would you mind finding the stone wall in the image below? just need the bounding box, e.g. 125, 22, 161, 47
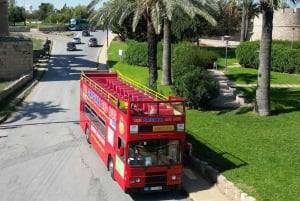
0, 74, 32, 103
9, 26, 30, 32
0, 37, 33, 80
252, 8, 300, 41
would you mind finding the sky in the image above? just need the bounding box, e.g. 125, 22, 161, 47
16, 0, 106, 10
17, 0, 299, 11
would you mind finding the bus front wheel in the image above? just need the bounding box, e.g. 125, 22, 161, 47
85, 125, 91, 144
108, 156, 115, 180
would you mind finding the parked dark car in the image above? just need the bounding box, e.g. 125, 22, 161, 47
66, 42, 76, 51
88, 37, 98, 47
82, 30, 90, 36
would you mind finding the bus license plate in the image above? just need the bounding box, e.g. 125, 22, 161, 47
150, 186, 162, 191
144, 186, 162, 191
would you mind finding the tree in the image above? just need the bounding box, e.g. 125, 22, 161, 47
159, 0, 218, 86
88, 0, 162, 90
73, 5, 89, 19
8, 6, 26, 26
239, 0, 259, 42
37, 3, 54, 21
255, 0, 297, 116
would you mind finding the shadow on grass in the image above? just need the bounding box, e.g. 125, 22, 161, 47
271, 88, 300, 115
186, 131, 248, 173
226, 73, 257, 84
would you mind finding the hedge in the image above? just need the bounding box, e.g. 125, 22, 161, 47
236, 41, 300, 73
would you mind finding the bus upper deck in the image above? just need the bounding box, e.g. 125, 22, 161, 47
81, 71, 185, 117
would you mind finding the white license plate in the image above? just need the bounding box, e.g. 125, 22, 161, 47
150, 186, 162, 191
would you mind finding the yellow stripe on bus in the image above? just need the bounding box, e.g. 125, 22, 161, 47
91, 134, 105, 153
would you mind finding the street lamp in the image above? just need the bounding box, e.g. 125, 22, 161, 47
223, 35, 231, 70
291, 27, 295, 49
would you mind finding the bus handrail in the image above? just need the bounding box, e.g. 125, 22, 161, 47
81, 72, 119, 106
116, 71, 168, 101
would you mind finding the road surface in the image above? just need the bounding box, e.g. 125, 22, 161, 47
0, 30, 188, 201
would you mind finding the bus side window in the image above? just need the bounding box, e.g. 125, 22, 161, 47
118, 137, 125, 161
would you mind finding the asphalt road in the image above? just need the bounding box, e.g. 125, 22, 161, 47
0, 30, 190, 201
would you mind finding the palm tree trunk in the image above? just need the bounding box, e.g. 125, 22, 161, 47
147, 18, 158, 91
245, 16, 250, 40
254, 7, 272, 116
161, 17, 172, 86
0, 0, 9, 36
240, 4, 247, 42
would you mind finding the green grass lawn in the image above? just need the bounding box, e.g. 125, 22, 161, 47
0, 81, 14, 90
108, 40, 300, 201
226, 67, 300, 85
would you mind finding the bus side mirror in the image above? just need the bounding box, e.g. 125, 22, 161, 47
119, 147, 124, 156
184, 142, 192, 157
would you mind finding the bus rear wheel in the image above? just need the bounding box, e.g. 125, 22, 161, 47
85, 125, 91, 144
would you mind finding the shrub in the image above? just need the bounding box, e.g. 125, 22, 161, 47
235, 41, 260, 68
172, 65, 219, 109
125, 40, 163, 69
236, 40, 300, 73
172, 43, 218, 69
272, 44, 300, 73
125, 40, 148, 67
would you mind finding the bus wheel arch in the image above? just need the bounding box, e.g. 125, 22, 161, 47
107, 155, 115, 180
85, 124, 91, 144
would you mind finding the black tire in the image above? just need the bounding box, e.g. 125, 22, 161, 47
108, 157, 115, 180
85, 125, 91, 144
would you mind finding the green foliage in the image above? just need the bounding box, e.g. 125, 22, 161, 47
236, 41, 300, 73
173, 66, 219, 109
271, 44, 300, 73
37, 3, 54, 21
124, 40, 163, 69
125, 40, 148, 67
235, 41, 260, 68
172, 43, 219, 69
171, 44, 219, 109
8, 6, 25, 25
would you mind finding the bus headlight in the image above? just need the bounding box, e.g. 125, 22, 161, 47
171, 175, 182, 181
130, 178, 141, 184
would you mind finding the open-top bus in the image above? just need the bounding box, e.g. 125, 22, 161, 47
79, 71, 190, 193
68, 18, 89, 31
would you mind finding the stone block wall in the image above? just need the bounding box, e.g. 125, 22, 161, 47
252, 8, 300, 41
0, 37, 33, 81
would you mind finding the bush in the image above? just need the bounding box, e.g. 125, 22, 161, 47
172, 65, 219, 109
172, 43, 219, 69
236, 40, 300, 73
272, 44, 300, 73
125, 40, 163, 69
125, 40, 148, 67
235, 41, 260, 68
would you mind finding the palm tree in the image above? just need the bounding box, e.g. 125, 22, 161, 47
160, 0, 218, 86
255, 0, 297, 116
239, 0, 259, 42
88, 0, 162, 90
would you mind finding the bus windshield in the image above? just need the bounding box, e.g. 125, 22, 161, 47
127, 139, 182, 167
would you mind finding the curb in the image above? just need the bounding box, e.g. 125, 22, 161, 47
189, 156, 256, 201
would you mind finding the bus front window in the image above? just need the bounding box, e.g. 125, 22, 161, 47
127, 139, 182, 167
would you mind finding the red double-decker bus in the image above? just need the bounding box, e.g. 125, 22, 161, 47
79, 71, 189, 193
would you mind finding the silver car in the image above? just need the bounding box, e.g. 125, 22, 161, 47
72, 37, 81, 44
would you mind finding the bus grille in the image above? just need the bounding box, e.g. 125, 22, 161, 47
145, 171, 167, 185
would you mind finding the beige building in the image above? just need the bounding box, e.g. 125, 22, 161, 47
251, 8, 300, 41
